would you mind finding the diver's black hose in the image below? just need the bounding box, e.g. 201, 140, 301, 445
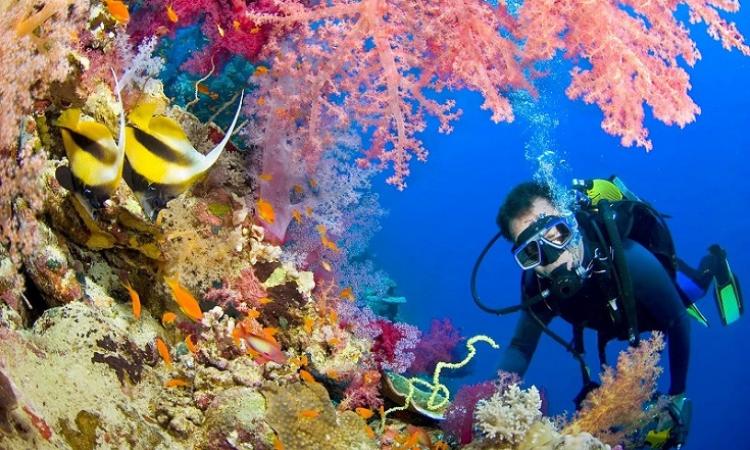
599, 200, 640, 346
471, 230, 528, 315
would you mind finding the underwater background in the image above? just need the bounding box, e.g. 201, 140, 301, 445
1, 0, 749, 449
371, 10, 750, 449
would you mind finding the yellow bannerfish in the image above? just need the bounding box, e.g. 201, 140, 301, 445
55, 86, 126, 220
123, 91, 245, 221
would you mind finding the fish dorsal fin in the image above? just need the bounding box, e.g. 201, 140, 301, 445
56, 108, 82, 130
199, 90, 245, 172
128, 99, 160, 131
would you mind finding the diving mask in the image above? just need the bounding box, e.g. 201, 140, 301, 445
512, 215, 576, 270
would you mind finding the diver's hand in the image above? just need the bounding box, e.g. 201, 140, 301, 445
641, 393, 692, 449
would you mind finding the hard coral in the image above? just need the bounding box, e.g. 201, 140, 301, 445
474, 384, 542, 446
261, 381, 377, 450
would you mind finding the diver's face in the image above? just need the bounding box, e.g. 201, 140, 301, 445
509, 198, 582, 277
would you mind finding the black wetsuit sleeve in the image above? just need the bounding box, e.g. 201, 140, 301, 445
497, 305, 553, 377
626, 240, 691, 395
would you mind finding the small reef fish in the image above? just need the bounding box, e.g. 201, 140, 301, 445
254, 66, 269, 75
244, 332, 287, 364
256, 198, 275, 224
166, 4, 179, 23
432, 441, 449, 450
320, 260, 332, 272
316, 225, 341, 253
123, 90, 244, 221
291, 209, 302, 224
233, 20, 241, 30
233, 320, 287, 364
247, 309, 261, 319
216, 23, 225, 37
355, 407, 374, 420
165, 378, 190, 388
340, 287, 354, 301
155, 337, 172, 367
185, 335, 198, 353
106, 0, 130, 24
259, 172, 273, 182
299, 369, 316, 384
162, 311, 177, 325
273, 435, 284, 450
298, 409, 319, 419
165, 277, 203, 321
123, 281, 141, 319
55, 106, 125, 220
258, 297, 273, 305
402, 426, 431, 449
363, 424, 375, 439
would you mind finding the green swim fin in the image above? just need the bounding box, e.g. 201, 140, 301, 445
711, 245, 743, 326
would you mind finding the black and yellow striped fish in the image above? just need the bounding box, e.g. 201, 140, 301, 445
55, 107, 125, 220
123, 91, 245, 221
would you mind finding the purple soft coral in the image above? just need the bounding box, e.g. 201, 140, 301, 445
407, 318, 463, 375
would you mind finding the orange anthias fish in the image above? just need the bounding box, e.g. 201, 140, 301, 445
106, 0, 130, 24
363, 424, 376, 439
401, 426, 431, 449
299, 369, 316, 384
273, 435, 284, 450
259, 172, 273, 182
233, 320, 287, 364
298, 409, 319, 419
166, 4, 179, 23
162, 311, 177, 325
355, 407, 374, 420
254, 66, 269, 75
165, 277, 203, 321
185, 335, 198, 353
340, 287, 355, 301
316, 225, 341, 253
123, 281, 141, 320
432, 441, 449, 450
155, 337, 172, 367
165, 378, 190, 388
291, 209, 302, 224
256, 198, 275, 224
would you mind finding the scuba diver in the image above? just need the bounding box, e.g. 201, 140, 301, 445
471, 177, 743, 450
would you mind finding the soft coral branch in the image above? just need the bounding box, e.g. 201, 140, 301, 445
519, 0, 750, 150
245, 0, 527, 189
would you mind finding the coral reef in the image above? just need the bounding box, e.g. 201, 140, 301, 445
0, 1, 719, 449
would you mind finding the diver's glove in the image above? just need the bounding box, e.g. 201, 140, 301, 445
640, 393, 692, 449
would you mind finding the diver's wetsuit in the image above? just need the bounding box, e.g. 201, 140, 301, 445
499, 238, 691, 395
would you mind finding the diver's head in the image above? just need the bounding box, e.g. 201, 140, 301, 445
497, 182, 583, 278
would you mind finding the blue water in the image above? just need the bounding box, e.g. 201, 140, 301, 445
370, 15, 750, 449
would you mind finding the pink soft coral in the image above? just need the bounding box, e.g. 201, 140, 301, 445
518, 0, 750, 149
245, 0, 528, 190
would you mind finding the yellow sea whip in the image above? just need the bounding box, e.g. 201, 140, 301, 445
379, 335, 500, 430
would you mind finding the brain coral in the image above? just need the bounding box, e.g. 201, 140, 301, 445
261, 381, 377, 450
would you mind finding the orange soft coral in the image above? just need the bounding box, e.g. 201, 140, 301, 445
564, 332, 665, 446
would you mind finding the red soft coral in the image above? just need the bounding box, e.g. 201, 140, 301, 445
129, 0, 275, 74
